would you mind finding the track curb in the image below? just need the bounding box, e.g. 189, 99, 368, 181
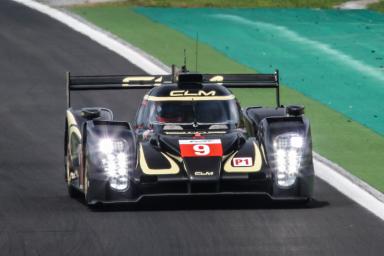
313, 152, 384, 203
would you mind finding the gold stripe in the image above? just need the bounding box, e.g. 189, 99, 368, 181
66, 110, 77, 127
122, 76, 155, 85
139, 144, 180, 175
67, 110, 82, 139
69, 127, 82, 140
209, 75, 224, 82
122, 83, 160, 88
147, 95, 235, 101
165, 152, 183, 162
122, 76, 164, 87
224, 142, 262, 173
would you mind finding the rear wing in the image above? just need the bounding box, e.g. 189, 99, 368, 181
202, 72, 280, 106
66, 73, 173, 108
66, 69, 280, 108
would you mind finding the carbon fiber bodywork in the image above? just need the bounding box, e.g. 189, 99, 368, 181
64, 72, 314, 205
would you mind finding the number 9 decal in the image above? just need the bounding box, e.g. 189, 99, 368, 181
179, 139, 223, 157
193, 144, 210, 156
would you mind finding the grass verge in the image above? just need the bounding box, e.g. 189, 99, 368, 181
369, 0, 384, 12
72, 6, 384, 192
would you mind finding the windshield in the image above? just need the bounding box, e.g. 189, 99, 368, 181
147, 100, 240, 125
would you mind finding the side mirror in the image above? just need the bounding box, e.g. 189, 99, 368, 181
286, 105, 304, 116
81, 108, 101, 120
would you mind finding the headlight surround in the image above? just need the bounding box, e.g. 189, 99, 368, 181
98, 138, 130, 191
273, 133, 304, 187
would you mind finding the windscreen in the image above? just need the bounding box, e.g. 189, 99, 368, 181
147, 100, 240, 125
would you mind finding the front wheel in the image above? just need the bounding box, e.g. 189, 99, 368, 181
83, 155, 99, 207
68, 183, 81, 198
65, 151, 82, 198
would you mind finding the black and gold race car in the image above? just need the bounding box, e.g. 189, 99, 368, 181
64, 68, 314, 205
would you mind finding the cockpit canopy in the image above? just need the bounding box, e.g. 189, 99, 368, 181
136, 99, 241, 128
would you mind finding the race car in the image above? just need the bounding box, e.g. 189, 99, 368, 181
64, 67, 314, 205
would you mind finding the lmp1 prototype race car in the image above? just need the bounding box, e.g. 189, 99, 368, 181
64, 67, 314, 205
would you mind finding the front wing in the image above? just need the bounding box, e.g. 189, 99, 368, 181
85, 172, 313, 205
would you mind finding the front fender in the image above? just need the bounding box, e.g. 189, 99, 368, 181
83, 120, 136, 202
258, 116, 314, 197
223, 138, 267, 174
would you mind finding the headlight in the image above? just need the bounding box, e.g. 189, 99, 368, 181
273, 133, 304, 187
98, 138, 130, 191
99, 138, 126, 154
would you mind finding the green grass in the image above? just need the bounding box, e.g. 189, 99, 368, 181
369, 0, 384, 12
81, 0, 346, 8
72, 6, 384, 192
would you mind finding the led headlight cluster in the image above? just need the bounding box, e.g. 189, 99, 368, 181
98, 138, 130, 191
273, 133, 304, 187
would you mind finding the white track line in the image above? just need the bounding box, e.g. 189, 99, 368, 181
315, 157, 384, 220
12, 0, 384, 221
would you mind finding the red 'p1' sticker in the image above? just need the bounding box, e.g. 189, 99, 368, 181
232, 157, 253, 167
179, 139, 223, 157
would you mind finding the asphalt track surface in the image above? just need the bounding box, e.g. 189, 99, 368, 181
0, 1, 383, 255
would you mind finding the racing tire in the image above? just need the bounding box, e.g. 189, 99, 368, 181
65, 148, 82, 198
67, 183, 81, 198
83, 148, 98, 207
